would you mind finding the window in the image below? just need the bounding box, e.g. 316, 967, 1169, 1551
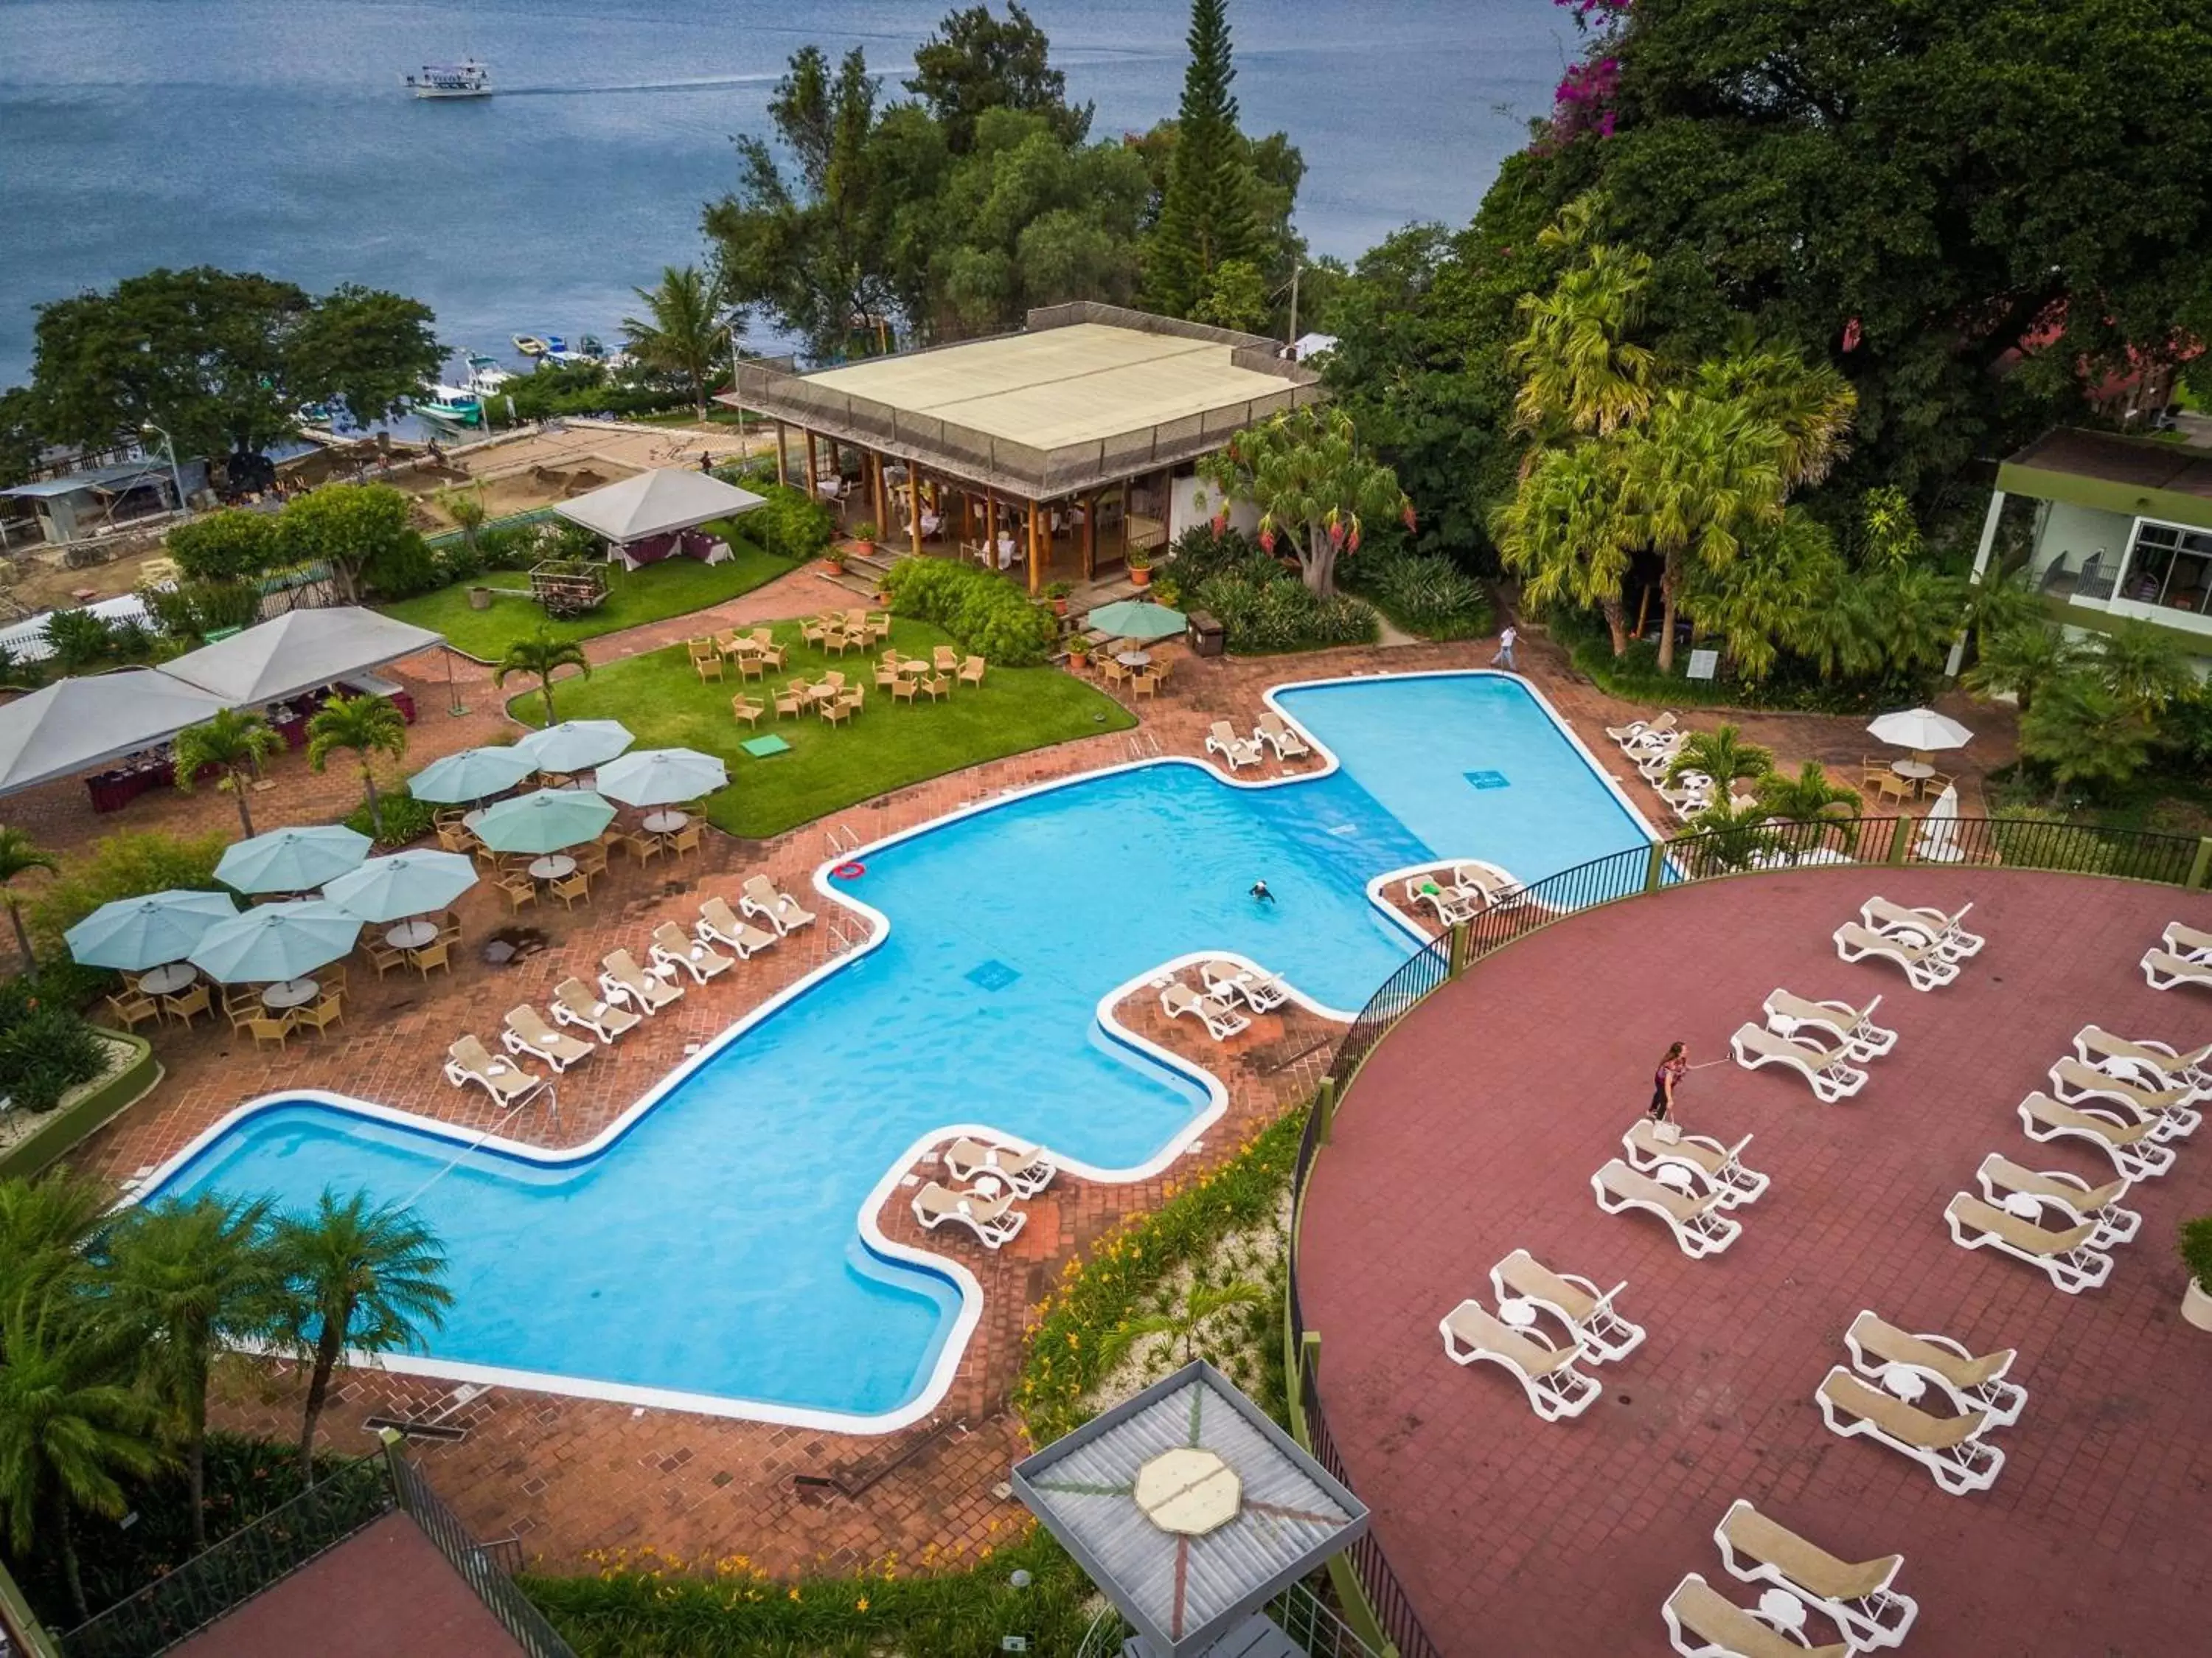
2125, 519, 2212, 613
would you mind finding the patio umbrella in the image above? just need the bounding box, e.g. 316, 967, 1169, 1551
1085, 599, 1188, 642
407, 745, 538, 803
594, 747, 728, 808
214, 825, 375, 895
322, 849, 479, 924
187, 900, 363, 985
1916, 783, 1966, 864
472, 788, 617, 855
63, 889, 240, 971
1865, 707, 1974, 753
512, 720, 634, 775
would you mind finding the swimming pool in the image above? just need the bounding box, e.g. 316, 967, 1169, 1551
143, 672, 1653, 1429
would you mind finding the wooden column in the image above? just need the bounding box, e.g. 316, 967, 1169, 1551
870, 451, 888, 541
804, 429, 820, 490
984, 486, 997, 571
1026, 499, 1043, 595
1082, 490, 1097, 580
773, 421, 788, 488
910, 466, 925, 558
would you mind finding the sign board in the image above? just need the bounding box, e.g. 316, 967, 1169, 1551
1686, 648, 1720, 681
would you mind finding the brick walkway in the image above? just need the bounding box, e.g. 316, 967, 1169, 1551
1296, 868, 2211, 1658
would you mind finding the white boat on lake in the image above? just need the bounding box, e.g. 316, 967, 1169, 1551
405, 60, 491, 99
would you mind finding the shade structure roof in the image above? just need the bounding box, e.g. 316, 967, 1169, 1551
63, 889, 240, 971
407, 745, 538, 803
188, 900, 362, 985
512, 720, 633, 774
215, 825, 374, 895
0, 670, 234, 795
594, 746, 727, 807
321, 849, 478, 924
472, 788, 616, 853
552, 468, 764, 545
158, 607, 445, 707
1088, 599, 1188, 642
1013, 1362, 1366, 1658
1866, 707, 1974, 752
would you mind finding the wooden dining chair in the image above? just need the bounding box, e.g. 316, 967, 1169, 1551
104, 990, 161, 1033
933, 645, 959, 673
548, 871, 592, 910
622, 830, 664, 868
496, 873, 538, 914
436, 911, 464, 946
731, 695, 766, 729
408, 939, 452, 979
247, 1013, 293, 1051
667, 824, 703, 861
161, 982, 213, 1029
294, 991, 344, 1036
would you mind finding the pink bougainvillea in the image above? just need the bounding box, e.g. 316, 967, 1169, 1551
1543, 0, 1630, 148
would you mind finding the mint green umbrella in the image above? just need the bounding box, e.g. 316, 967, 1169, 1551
595, 747, 728, 808
1085, 599, 1187, 642
408, 746, 538, 803
64, 890, 240, 971
322, 850, 479, 924
214, 825, 373, 895
513, 720, 633, 775
473, 788, 617, 855
187, 901, 362, 985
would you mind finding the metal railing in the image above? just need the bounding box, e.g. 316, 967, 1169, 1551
1071, 1578, 1387, 1658
384, 1451, 575, 1658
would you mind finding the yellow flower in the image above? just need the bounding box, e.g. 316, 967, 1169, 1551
856, 1596, 870, 1612
788, 1586, 802, 1601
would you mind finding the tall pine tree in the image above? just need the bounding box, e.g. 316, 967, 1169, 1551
1147, 0, 1262, 319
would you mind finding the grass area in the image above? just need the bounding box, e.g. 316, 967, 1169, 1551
380, 530, 795, 659
517, 617, 1135, 839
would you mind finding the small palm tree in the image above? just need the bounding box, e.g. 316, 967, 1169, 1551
306, 694, 408, 839
2092, 621, 2199, 720
1755, 761, 1861, 821
494, 629, 591, 727
1093, 1280, 1265, 1374
271, 1189, 452, 1482
0, 825, 56, 968
622, 265, 724, 420
2018, 673, 2157, 805
105, 1195, 278, 1547
0, 1172, 113, 1309
171, 709, 282, 839
1680, 797, 1784, 874
1962, 620, 2078, 715
1665, 723, 1774, 787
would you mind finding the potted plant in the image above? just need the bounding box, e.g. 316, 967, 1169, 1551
2183, 1215, 2212, 1332
823, 544, 849, 574
1066, 634, 1093, 668
1154, 577, 1182, 608
852, 520, 878, 555
1127, 547, 1152, 589
1045, 579, 1072, 617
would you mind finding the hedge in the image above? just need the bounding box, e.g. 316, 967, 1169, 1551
879, 556, 1057, 667
0, 1028, 159, 1180
743, 484, 838, 562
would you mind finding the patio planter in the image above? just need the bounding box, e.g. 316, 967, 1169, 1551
2185, 1277, 2212, 1332
467, 586, 493, 610
1129, 564, 1152, 589
0, 1030, 162, 1181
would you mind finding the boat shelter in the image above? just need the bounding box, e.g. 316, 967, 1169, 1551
0, 670, 232, 794
553, 468, 765, 569
720, 302, 1321, 594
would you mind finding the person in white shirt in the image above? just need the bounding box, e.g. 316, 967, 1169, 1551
1491, 624, 1519, 671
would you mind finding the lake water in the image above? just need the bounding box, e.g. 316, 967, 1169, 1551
0, 0, 1572, 384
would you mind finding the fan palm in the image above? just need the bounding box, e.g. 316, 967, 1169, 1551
1679, 797, 1784, 875
1092, 1280, 1265, 1374
1491, 440, 1638, 653
0, 825, 56, 968
2018, 673, 2157, 805
1692, 344, 1857, 491
0, 1172, 113, 1309
1962, 621, 2079, 715
2091, 621, 2199, 718
1869, 564, 1965, 677
171, 709, 282, 839
622, 265, 725, 420
1665, 723, 1774, 787
494, 630, 591, 728
1508, 243, 1658, 440
306, 694, 408, 839
1756, 761, 1861, 821
271, 1189, 451, 1482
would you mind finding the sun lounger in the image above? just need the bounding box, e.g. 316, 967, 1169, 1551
2048, 1055, 2199, 1139
910, 1181, 1026, 1249
501, 1005, 595, 1074
1160, 982, 1251, 1041
1663, 1573, 1850, 1658
1815, 1367, 2003, 1494
1860, 896, 1983, 958
599, 948, 684, 1015
1487, 1248, 1644, 1362
443, 1035, 547, 1109
1730, 1022, 1868, 1103
1447, 861, 1525, 909
1761, 988, 1896, 1060
2072, 1024, 2211, 1095
2163, 918, 2212, 960
2017, 1091, 2175, 1179
1844, 1309, 2026, 1429
697, 896, 779, 959
1198, 959, 1289, 1012
1206, 721, 1265, 772
551, 978, 641, 1044
1606, 710, 1676, 749
943, 1136, 1056, 1197
1437, 1300, 1601, 1421
650, 922, 734, 985
1975, 1152, 2137, 1249
1944, 1193, 2112, 1294
1636, 740, 1689, 782
740, 875, 815, 935
1252, 711, 1313, 760
2140, 946, 2212, 992
1403, 875, 1481, 927
1590, 1159, 1742, 1258
1712, 1499, 1917, 1651
1621, 1120, 1768, 1207
1833, 920, 1958, 990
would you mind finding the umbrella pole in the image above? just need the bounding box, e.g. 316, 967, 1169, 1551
445, 647, 465, 717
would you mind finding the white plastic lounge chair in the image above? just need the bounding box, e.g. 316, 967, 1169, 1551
2140, 946, 2212, 992
1833, 920, 1958, 990
1761, 988, 1896, 1060
1730, 1022, 1868, 1103
1487, 1248, 1644, 1363
2163, 918, 2212, 960
1843, 1309, 2027, 1429
1621, 1119, 1769, 1207
910, 1181, 1026, 1249
551, 977, 640, 1044
1663, 1573, 1850, 1658
942, 1136, 1056, 1197
698, 896, 779, 959
1712, 1499, 1918, 1651
1252, 711, 1313, 760
1975, 1152, 2138, 1249
1199, 959, 1289, 1012
2017, 1092, 2175, 1179
650, 922, 735, 985
1160, 982, 1251, 1041
1636, 740, 1688, 781
1404, 876, 1480, 926
1590, 1159, 1742, 1258
1437, 1300, 1601, 1421
501, 1005, 594, 1074
1447, 861, 1525, 909
2072, 1024, 2212, 1095
1944, 1193, 2112, 1294
599, 948, 684, 1015
1815, 1367, 2003, 1495
443, 1035, 546, 1109
1860, 896, 1983, 958
1206, 720, 1265, 772
740, 876, 815, 935
2048, 1055, 2199, 1139
1607, 710, 1677, 749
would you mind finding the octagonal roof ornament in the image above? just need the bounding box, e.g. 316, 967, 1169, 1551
1134, 1446, 1242, 1537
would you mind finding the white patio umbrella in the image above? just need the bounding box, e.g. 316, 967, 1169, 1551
512, 720, 633, 775
594, 747, 728, 807
214, 825, 375, 895
187, 900, 363, 985
1865, 707, 1974, 755
322, 849, 479, 924
1914, 783, 1966, 864
63, 890, 240, 971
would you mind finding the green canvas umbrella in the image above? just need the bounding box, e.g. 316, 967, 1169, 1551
1085, 599, 1187, 642
473, 788, 618, 855
408, 745, 538, 803
594, 747, 728, 808
512, 720, 634, 775
63, 889, 240, 971
322, 850, 479, 924
214, 825, 374, 895
187, 900, 362, 985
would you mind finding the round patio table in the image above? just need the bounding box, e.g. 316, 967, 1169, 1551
1495, 1297, 1540, 1329
898, 658, 931, 675
260, 978, 320, 1010
641, 811, 689, 835
384, 920, 438, 951
1757, 1590, 1811, 1637
1890, 758, 1935, 781
1116, 650, 1153, 669
528, 854, 578, 882
137, 962, 198, 997
970, 1174, 1004, 1201
1879, 1367, 1928, 1404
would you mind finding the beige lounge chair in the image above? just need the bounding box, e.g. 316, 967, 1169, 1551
1404, 875, 1480, 927
1833, 920, 1958, 990
1198, 959, 1288, 1012
1252, 711, 1312, 760
1843, 1308, 2026, 1428
1975, 1152, 2137, 1249
1160, 982, 1251, 1041
698, 896, 780, 958
647, 922, 734, 985
2017, 1092, 2174, 1179
444, 1035, 546, 1109
1860, 895, 1983, 958
1730, 1022, 1868, 1103
1944, 1193, 2111, 1294
551, 977, 641, 1044
740, 875, 816, 935
942, 1137, 1056, 1197
1487, 1248, 1644, 1362
1447, 861, 1524, 909
1621, 1119, 1768, 1207
1662, 1573, 1849, 1658
1761, 988, 1895, 1060
1206, 720, 1264, 772
599, 948, 684, 1015
1712, 1499, 1917, 1651
2161, 918, 2212, 960
2072, 1024, 2211, 1095
2140, 946, 2212, 992
2048, 1055, 2199, 1138
1605, 710, 1676, 748
1437, 1300, 1601, 1421
1590, 1159, 1742, 1258
1815, 1368, 2003, 1494
910, 1181, 1026, 1249
502, 1005, 595, 1074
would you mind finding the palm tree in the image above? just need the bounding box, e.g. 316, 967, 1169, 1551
1868, 564, 1965, 677
1491, 440, 1638, 653
1679, 797, 1784, 874
2092, 621, 2199, 719
0, 825, 56, 968
1692, 344, 1857, 492
305, 694, 408, 839
0, 1289, 170, 1621
0, 1172, 112, 1309
1508, 243, 1658, 441
105, 1195, 278, 1547
2018, 673, 2157, 805
1963, 620, 2078, 715
271, 1189, 452, 1482
1756, 761, 1861, 821
171, 709, 282, 839
493, 630, 591, 728
1093, 1280, 1265, 1374
621, 265, 724, 420
1665, 723, 1775, 787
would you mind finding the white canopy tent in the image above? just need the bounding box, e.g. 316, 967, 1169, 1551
157, 607, 445, 707
553, 468, 765, 547
0, 670, 232, 794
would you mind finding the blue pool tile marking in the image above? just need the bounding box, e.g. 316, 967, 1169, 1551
1464, 769, 1509, 790
964, 960, 1021, 991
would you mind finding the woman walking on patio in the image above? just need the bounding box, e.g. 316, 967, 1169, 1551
1649, 1041, 1689, 1128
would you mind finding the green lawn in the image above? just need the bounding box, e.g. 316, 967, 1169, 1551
382, 530, 795, 659
515, 618, 1135, 839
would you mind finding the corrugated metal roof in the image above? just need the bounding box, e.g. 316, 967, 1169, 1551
0, 459, 170, 499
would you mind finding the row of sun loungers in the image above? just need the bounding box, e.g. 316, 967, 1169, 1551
1401, 860, 1525, 927
1831, 896, 1981, 991
1204, 712, 1315, 772
908, 1137, 1059, 1250
1665, 1494, 1919, 1655
1157, 960, 1290, 1041
2140, 917, 2212, 991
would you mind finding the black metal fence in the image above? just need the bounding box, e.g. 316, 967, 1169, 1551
385, 1452, 574, 1658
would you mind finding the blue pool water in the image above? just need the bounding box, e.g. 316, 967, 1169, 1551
150, 674, 1649, 1421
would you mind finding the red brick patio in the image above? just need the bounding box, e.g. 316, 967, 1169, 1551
1295, 868, 2212, 1658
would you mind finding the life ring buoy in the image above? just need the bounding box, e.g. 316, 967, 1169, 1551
832, 861, 866, 879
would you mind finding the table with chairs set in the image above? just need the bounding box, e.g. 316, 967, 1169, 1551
726, 639, 991, 732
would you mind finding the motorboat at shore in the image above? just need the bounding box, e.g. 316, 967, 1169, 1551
406, 60, 491, 98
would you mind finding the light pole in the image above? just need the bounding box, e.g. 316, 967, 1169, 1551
140, 422, 187, 513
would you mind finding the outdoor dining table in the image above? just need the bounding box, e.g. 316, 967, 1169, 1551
136, 962, 198, 997
1116, 650, 1154, 669
897, 658, 931, 676
384, 920, 439, 951
640, 811, 690, 836
1890, 757, 1935, 797
260, 978, 320, 1011
527, 854, 579, 882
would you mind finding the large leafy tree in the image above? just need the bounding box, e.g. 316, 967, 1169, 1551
1145, 0, 1265, 319
172, 709, 283, 839
1198, 406, 1412, 597
306, 694, 408, 839
906, 2, 1091, 153
165, 507, 284, 584
622, 266, 725, 421
276, 482, 430, 603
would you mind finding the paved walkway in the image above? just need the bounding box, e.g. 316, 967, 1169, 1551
1297, 868, 2211, 1657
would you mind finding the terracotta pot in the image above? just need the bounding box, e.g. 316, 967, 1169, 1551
2185, 1277, 2212, 1332
1052, 597, 1068, 617
1129, 566, 1152, 588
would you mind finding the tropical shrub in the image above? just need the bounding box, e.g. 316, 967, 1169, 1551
141, 580, 264, 643
1345, 544, 1493, 639
745, 483, 837, 561
2180, 1215, 2212, 1294
341, 787, 438, 849
1161, 524, 1379, 653
167, 509, 282, 583
41, 608, 122, 672
0, 977, 110, 1111
879, 557, 1058, 666
27, 829, 229, 959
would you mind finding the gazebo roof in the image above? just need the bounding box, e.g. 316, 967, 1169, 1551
0, 670, 232, 794
552, 468, 765, 545
158, 607, 445, 707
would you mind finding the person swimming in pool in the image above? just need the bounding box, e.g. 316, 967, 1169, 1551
1250, 879, 1276, 904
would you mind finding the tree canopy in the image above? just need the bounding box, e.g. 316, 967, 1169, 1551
907, 2, 1091, 153
1144, 0, 1265, 320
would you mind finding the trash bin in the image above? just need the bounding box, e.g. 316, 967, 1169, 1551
1186, 610, 1225, 657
